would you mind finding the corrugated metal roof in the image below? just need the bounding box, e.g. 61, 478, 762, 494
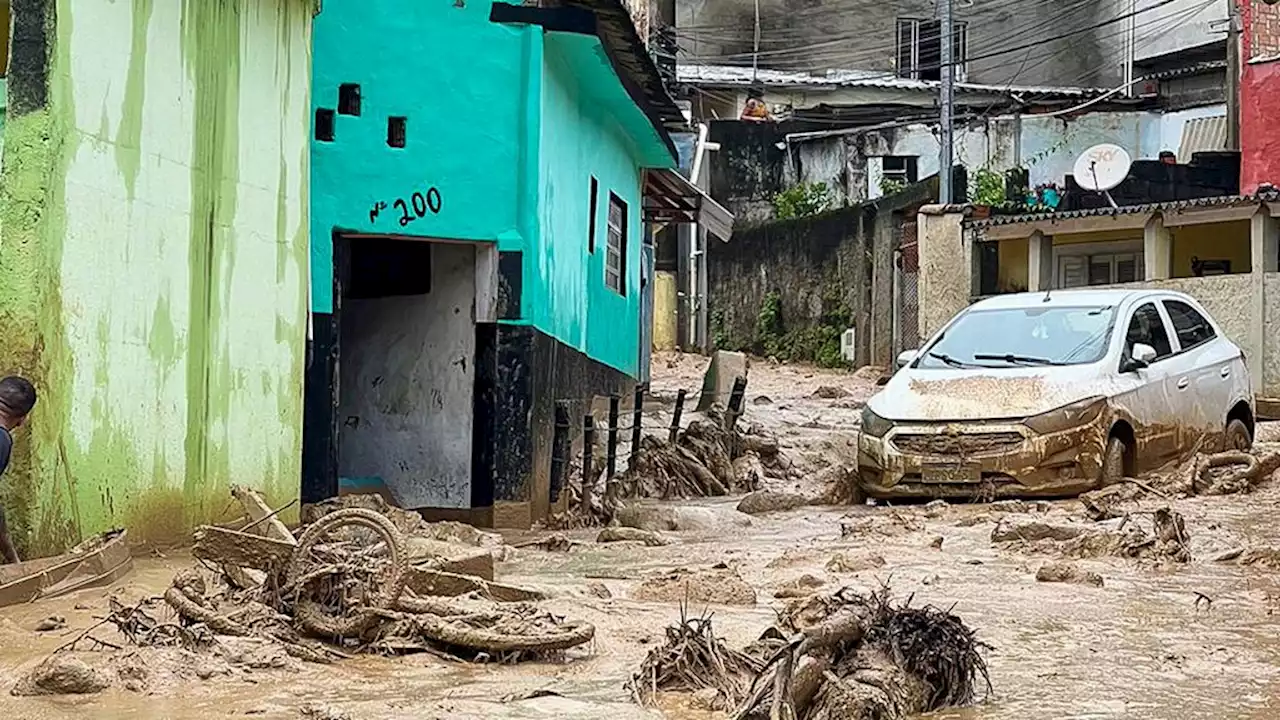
1148, 60, 1226, 80
1179, 115, 1227, 160
676, 64, 1105, 98
969, 191, 1280, 228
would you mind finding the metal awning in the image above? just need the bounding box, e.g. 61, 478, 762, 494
642, 169, 734, 241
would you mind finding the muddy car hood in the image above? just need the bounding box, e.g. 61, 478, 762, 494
868, 365, 1105, 422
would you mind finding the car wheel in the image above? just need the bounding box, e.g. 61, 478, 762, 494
1099, 435, 1127, 487
1225, 418, 1252, 452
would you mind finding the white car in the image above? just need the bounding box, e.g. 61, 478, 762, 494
858, 288, 1254, 499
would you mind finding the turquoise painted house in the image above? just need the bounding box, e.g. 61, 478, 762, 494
306, 0, 725, 526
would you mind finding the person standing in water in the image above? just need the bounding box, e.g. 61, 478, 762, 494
0, 377, 37, 564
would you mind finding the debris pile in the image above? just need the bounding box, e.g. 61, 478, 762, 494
630, 565, 758, 606
16, 490, 597, 696
991, 508, 1190, 563
631, 588, 990, 720
624, 413, 776, 500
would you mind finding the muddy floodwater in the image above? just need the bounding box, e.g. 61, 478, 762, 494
2, 356, 1279, 719
4, 488, 1280, 719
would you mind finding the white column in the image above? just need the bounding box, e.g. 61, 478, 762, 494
1249, 208, 1277, 396
1252, 208, 1279, 274
1143, 213, 1172, 280
1027, 231, 1054, 291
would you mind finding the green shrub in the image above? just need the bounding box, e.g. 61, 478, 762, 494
772, 182, 831, 220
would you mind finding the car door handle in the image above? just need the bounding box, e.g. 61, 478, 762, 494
1221, 366, 1231, 378
1177, 377, 1190, 390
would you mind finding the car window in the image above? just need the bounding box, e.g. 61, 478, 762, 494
916, 305, 1117, 368
1163, 299, 1216, 350
1124, 302, 1173, 360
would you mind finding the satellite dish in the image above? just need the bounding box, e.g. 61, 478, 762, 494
1073, 144, 1132, 192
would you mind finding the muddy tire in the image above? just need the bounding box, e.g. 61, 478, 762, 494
1099, 436, 1127, 487
288, 508, 409, 639
1225, 418, 1252, 452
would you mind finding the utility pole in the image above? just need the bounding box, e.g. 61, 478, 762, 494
939, 0, 955, 203
1226, 0, 1241, 150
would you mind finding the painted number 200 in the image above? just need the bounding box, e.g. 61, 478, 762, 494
394, 188, 442, 227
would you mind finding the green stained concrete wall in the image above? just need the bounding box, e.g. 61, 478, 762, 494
0, 0, 311, 554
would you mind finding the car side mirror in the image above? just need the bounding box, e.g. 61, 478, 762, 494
1122, 342, 1157, 372
896, 349, 918, 369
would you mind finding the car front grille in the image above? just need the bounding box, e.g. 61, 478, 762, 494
891, 431, 1024, 456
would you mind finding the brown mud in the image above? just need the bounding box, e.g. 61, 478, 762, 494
2, 354, 1280, 718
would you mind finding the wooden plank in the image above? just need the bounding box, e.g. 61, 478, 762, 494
405, 568, 546, 603
192, 526, 295, 570
0, 530, 133, 608
230, 485, 296, 545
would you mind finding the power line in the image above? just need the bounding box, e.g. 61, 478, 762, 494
678, 0, 1183, 75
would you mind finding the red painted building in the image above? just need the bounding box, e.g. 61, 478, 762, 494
1241, 0, 1280, 193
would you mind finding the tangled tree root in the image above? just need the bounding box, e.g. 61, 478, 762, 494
629, 612, 763, 708
725, 588, 989, 720
1194, 451, 1262, 495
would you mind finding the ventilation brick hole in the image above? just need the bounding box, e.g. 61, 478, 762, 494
315, 108, 335, 142
387, 116, 407, 148
338, 83, 362, 116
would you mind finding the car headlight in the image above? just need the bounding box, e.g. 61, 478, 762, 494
1023, 396, 1106, 435
860, 406, 894, 438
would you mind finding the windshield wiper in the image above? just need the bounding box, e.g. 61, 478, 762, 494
928, 352, 969, 368
973, 353, 1064, 366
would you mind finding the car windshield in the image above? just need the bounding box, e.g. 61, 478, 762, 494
917, 305, 1117, 369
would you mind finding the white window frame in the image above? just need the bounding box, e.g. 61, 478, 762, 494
1053, 240, 1144, 288
895, 18, 968, 82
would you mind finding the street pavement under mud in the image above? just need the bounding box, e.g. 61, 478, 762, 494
1, 354, 1279, 719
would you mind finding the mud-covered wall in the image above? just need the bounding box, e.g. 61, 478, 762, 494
707, 181, 935, 368
917, 208, 973, 340
0, 0, 312, 553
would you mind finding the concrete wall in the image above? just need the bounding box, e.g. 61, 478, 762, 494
714, 108, 1224, 224
1266, 273, 1280, 396
917, 209, 974, 339
537, 37, 649, 377
1241, 60, 1280, 192
708, 182, 935, 368
1171, 221, 1251, 277
337, 243, 476, 510
1129, 0, 1225, 61
677, 0, 1122, 86
312, 2, 669, 378
0, 0, 312, 553
1019, 106, 1226, 188
866, 120, 1019, 200
310, 0, 529, 315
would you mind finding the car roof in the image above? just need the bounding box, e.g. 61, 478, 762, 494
969, 288, 1193, 312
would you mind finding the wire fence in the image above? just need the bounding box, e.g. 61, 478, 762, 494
547, 377, 749, 506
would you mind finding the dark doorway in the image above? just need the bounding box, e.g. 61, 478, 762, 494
302, 235, 480, 510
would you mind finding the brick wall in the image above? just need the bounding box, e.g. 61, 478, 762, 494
1245, 0, 1280, 61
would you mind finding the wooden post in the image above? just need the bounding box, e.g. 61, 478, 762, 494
582, 415, 596, 499
630, 384, 645, 466
607, 395, 620, 480
550, 402, 570, 505
669, 389, 687, 443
